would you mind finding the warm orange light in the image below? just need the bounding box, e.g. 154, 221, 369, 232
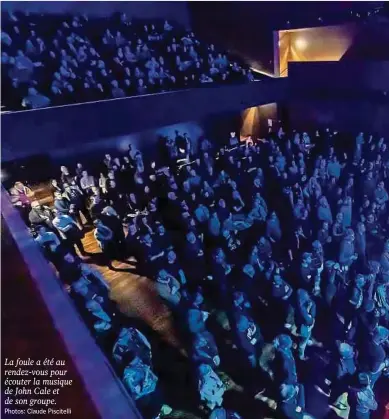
295, 37, 308, 50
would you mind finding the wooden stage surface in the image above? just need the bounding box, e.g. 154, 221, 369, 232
80, 228, 181, 349
32, 182, 181, 349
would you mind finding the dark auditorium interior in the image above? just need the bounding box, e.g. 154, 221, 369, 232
2, 1, 389, 419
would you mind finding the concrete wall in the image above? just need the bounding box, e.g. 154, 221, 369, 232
285, 99, 389, 134
283, 61, 389, 134
288, 61, 389, 92
1, 1, 191, 26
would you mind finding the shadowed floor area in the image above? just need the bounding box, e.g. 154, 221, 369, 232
80, 227, 182, 350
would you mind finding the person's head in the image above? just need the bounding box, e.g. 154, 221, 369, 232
93, 219, 103, 229
345, 196, 352, 205
367, 171, 373, 180
356, 222, 365, 234
156, 223, 165, 236
236, 314, 250, 332
138, 78, 144, 87
302, 252, 312, 265
186, 231, 196, 244
280, 384, 297, 401
142, 234, 152, 245
218, 198, 226, 208
372, 324, 389, 346
166, 249, 177, 264
357, 372, 371, 388
63, 252, 77, 263
273, 268, 284, 284
54, 191, 63, 200
81, 170, 88, 177
243, 264, 255, 278
312, 240, 322, 254
27, 87, 38, 96
322, 221, 329, 231
30, 200, 42, 211
336, 212, 343, 223
275, 334, 293, 351
346, 228, 355, 242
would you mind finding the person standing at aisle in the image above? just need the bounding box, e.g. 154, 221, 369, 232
53, 209, 86, 255
94, 219, 116, 269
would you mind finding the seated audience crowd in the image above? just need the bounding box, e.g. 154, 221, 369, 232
1, 10, 255, 110
8, 127, 389, 418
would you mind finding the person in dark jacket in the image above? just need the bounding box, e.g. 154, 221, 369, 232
271, 267, 294, 329
326, 341, 356, 410
273, 334, 298, 386
295, 289, 316, 360
112, 327, 152, 368
100, 206, 126, 257
355, 222, 367, 272
53, 191, 70, 214
278, 383, 313, 419
348, 373, 378, 419
34, 225, 63, 268
299, 252, 314, 291
29, 200, 55, 230
339, 228, 358, 270
192, 330, 220, 369
63, 183, 92, 225
53, 210, 85, 255
266, 211, 282, 245
182, 231, 207, 286
122, 355, 172, 418
317, 221, 332, 252
310, 240, 324, 296
359, 326, 389, 388
235, 313, 263, 368
323, 261, 341, 309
